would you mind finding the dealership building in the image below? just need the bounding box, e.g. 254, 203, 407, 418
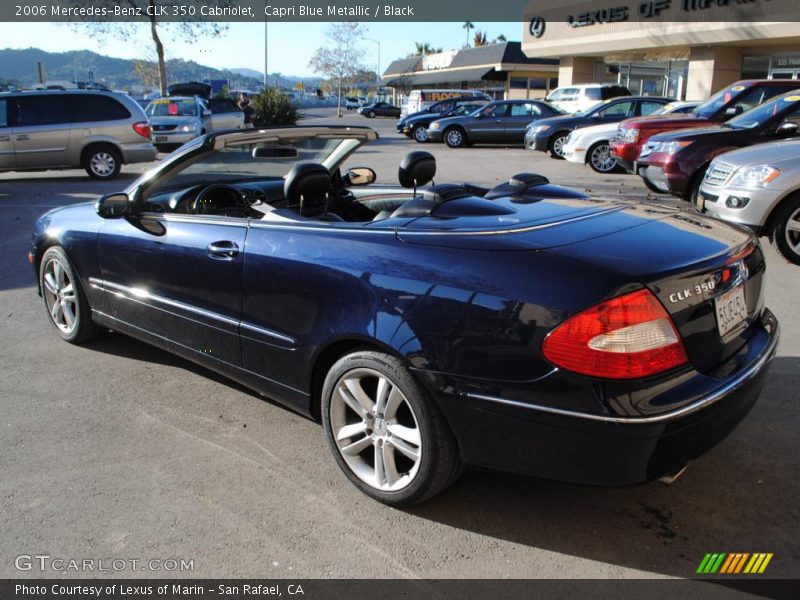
381, 42, 558, 101
521, 1, 800, 100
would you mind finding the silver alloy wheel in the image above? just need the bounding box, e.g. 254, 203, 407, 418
330, 368, 422, 492
446, 129, 463, 147
413, 126, 428, 142
590, 143, 617, 173
552, 135, 567, 157
90, 152, 116, 178
786, 207, 800, 255
42, 258, 77, 334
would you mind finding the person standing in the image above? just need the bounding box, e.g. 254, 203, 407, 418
238, 92, 254, 128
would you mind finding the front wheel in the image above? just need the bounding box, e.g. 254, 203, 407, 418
769, 194, 800, 265
321, 351, 462, 506
548, 132, 568, 159
39, 247, 100, 344
412, 124, 429, 143
444, 127, 466, 148
588, 142, 622, 174
368, 111, 376, 118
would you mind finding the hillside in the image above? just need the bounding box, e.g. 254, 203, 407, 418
0, 48, 319, 92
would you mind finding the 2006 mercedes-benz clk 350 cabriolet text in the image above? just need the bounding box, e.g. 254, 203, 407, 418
30, 126, 779, 506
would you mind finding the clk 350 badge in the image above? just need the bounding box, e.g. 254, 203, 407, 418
669, 280, 716, 304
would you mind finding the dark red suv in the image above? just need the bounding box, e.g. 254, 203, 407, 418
611, 80, 800, 178
636, 90, 800, 202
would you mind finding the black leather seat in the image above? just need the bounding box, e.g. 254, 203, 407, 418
284, 162, 344, 221
398, 150, 436, 191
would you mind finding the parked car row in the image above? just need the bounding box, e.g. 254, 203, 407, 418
0, 85, 247, 180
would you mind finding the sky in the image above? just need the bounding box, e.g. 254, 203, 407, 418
0, 21, 523, 78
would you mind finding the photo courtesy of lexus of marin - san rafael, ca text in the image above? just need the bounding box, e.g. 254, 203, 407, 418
0, 1, 799, 599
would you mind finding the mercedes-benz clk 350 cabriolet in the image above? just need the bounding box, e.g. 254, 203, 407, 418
30, 126, 779, 506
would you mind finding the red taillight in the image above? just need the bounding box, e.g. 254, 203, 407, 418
132, 121, 151, 139
542, 289, 689, 379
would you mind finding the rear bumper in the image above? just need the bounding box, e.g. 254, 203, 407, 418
428, 310, 778, 486
120, 142, 158, 165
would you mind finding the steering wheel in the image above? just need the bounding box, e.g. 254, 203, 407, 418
190, 184, 246, 215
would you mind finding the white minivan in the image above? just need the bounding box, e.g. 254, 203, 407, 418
546, 84, 631, 114
403, 89, 491, 116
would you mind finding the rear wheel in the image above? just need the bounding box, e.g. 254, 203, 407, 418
769, 194, 800, 265
588, 141, 621, 174
368, 110, 376, 118
39, 247, 100, 344
412, 124, 429, 143
548, 132, 569, 159
444, 127, 467, 148
83, 145, 121, 180
321, 351, 462, 506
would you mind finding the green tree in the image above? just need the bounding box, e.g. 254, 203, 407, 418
412, 42, 443, 56
473, 31, 489, 47
251, 88, 298, 127
308, 22, 367, 118
496, 34, 507, 43
63, 0, 231, 96
463, 21, 475, 46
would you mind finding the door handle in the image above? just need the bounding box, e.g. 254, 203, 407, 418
15, 135, 30, 141
207, 241, 239, 259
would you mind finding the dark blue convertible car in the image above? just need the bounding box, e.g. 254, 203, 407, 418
30, 126, 779, 506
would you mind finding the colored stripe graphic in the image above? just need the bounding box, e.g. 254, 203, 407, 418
698, 553, 773, 574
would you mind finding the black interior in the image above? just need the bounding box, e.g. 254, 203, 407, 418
141, 151, 573, 225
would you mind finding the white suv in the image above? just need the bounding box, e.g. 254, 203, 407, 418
546, 84, 631, 114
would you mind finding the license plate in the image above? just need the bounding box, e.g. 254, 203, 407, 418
715, 284, 747, 338
696, 194, 705, 212
155, 135, 167, 142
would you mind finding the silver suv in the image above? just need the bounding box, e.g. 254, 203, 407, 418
698, 138, 800, 265
145, 96, 214, 152
0, 90, 157, 179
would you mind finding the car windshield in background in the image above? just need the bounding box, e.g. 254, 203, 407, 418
726, 94, 800, 129
692, 85, 773, 119
146, 98, 198, 117
142, 136, 360, 197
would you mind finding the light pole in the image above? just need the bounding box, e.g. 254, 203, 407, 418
364, 37, 381, 94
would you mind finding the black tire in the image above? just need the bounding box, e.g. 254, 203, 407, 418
548, 132, 569, 159
768, 193, 800, 265
412, 124, 429, 143
39, 247, 100, 344
444, 126, 467, 148
587, 141, 623, 174
368, 111, 376, 118
321, 350, 462, 507
685, 167, 708, 205
82, 144, 122, 180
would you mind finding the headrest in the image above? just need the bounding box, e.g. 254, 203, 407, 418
420, 183, 472, 205
484, 172, 551, 200
508, 173, 549, 189
284, 163, 331, 213
398, 151, 436, 189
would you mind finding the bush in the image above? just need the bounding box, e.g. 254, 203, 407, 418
251, 88, 298, 127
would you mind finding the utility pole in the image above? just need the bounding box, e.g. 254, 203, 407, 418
263, 11, 269, 89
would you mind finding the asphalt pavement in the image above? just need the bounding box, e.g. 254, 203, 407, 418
0, 108, 798, 580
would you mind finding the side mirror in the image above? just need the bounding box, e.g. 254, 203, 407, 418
777, 121, 798, 137
343, 167, 377, 187
96, 192, 132, 218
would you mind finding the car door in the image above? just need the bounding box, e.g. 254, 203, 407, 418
505, 102, 543, 142
97, 211, 248, 367
469, 103, 509, 142
0, 97, 13, 170
209, 98, 244, 130
638, 100, 669, 117
198, 98, 214, 132
11, 94, 72, 169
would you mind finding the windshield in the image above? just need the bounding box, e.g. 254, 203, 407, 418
691, 85, 776, 120
726, 94, 800, 129
143, 135, 362, 197
146, 98, 198, 117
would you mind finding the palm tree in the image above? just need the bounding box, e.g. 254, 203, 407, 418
473, 31, 488, 47
412, 42, 443, 56
463, 21, 475, 46
497, 34, 507, 43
